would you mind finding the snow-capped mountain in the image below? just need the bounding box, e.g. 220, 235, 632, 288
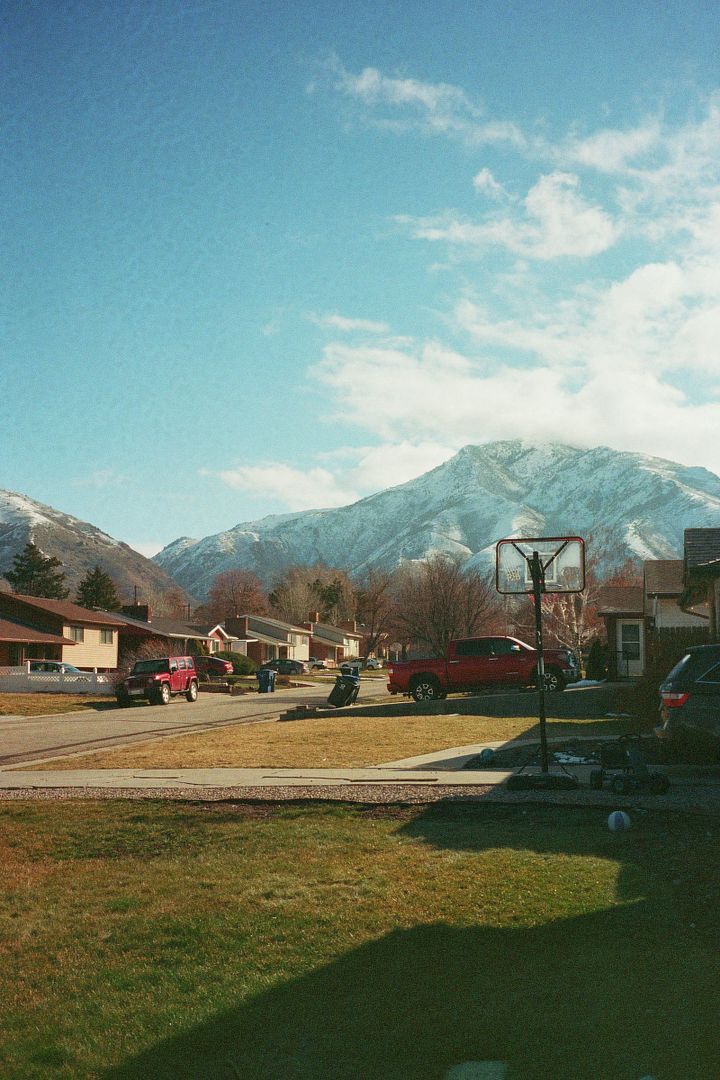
0, 489, 192, 602
153, 441, 720, 598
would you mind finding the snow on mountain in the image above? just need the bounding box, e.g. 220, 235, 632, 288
0, 489, 192, 602
153, 441, 720, 599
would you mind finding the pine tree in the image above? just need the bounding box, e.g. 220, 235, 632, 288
75, 565, 122, 611
5, 542, 69, 599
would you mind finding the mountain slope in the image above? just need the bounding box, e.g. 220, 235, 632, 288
0, 490, 192, 603
153, 441, 720, 598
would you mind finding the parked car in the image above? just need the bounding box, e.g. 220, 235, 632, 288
308, 657, 330, 669
29, 660, 89, 675
116, 656, 199, 706
258, 658, 307, 675
655, 644, 720, 753
192, 655, 233, 678
387, 635, 579, 701
362, 657, 384, 670
27, 660, 108, 683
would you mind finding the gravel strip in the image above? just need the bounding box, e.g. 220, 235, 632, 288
2, 782, 720, 814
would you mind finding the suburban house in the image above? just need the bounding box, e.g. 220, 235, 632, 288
0, 592, 124, 670
0, 615, 76, 668
111, 605, 218, 662
596, 584, 646, 677
597, 557, 709, 677
301, 615, 363, 665
681, 528, 720, 638
223, 614, 311, 666
189, 622, 244, 655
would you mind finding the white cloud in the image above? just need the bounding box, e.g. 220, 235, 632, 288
308, 312, 390, 334
473, 168, 507, 200
331, 61, 525, 147
205, 464, 358, 512
402, 172, 621, 260
562, 120, 662, 173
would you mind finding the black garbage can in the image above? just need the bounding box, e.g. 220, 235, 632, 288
257, 667, 276, 693
327, 673, 360, 708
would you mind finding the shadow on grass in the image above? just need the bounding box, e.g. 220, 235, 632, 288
102, 804, 720, 1080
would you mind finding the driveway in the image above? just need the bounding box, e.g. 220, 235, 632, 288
0, 683, 334, 767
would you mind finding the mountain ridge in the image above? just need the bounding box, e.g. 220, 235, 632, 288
153, 441, 720, 598
0, 489, 194, 604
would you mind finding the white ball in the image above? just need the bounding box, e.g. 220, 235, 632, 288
608, 810, 631, 832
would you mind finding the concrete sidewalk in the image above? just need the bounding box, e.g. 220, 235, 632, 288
0, 764, 514, 790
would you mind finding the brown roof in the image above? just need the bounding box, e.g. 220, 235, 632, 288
0, 617, 75, 645
596, 585, 644, 616
644, 560, 684, 596
0, 594, 127, 627
685, 528, 720, 570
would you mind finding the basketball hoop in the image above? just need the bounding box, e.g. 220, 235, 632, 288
495, 535, 586, 789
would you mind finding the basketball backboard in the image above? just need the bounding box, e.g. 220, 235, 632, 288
495, 536, 585, 595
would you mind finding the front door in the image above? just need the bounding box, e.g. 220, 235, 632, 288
616, 620, 644, 677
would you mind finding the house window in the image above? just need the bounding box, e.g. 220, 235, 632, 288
69, 626, 85, 643
620, 623, 640, 660
100, 629, 113, 645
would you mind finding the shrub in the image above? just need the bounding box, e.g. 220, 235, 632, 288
218, 651, 256, 675
586, 638, 610, 680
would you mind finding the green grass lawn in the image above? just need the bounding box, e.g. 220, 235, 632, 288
1, 799, 718, 1079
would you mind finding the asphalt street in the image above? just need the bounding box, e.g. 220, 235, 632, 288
0, 683, 334, 767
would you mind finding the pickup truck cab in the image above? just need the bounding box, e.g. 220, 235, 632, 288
116, 656, 199, 706
387, 636, 579, 701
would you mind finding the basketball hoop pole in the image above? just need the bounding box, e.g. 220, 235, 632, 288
529, 551, 550, 773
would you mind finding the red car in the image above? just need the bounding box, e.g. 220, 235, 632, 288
193, 655, 234, 678
116, 656, 199, 706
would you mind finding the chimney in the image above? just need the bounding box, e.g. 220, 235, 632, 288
122, 603, 151, 623
309, 611, 320, 623
224, 615, 250, 637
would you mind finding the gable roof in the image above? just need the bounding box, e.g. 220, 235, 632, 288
644, 560, 684, 597
596, 585, 644, 616
0, 616, 75, 646
685, 528, 720, 570
0, 593, 126, 627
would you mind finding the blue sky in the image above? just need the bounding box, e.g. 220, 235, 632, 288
3, 0, 720, 555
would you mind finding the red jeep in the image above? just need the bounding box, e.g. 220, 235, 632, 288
116, 656, 199, 706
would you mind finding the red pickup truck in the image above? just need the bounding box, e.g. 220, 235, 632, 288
387, 636, 579, 701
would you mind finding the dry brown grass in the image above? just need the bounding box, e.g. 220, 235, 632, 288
0, 693, 111, 717
29, 711, 627, 770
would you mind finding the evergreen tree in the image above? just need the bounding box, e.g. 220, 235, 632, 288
5, 542, 69, 599
75, 565, 122, 610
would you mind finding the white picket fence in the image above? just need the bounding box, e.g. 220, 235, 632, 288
0, 666, 115, 696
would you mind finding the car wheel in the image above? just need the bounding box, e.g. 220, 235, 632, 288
411, 677, 441, 702
542, 668, 565, 693
186, 680, 198, 702
156, 683, 171, 705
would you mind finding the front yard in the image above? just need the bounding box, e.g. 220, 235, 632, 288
1, 799, 718, 1079
31, 711, 637, 770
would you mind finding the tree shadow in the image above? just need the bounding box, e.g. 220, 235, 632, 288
101, 804, 720, 1080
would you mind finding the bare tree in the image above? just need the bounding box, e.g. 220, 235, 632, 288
270, 564, 356, 626
390, 555, 500, 656
354, 569, 395, 656
195, 570, 268, 624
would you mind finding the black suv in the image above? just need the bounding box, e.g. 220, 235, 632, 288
656, 644, 720, 752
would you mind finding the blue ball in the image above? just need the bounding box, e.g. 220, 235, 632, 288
608, 810, 631, 832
